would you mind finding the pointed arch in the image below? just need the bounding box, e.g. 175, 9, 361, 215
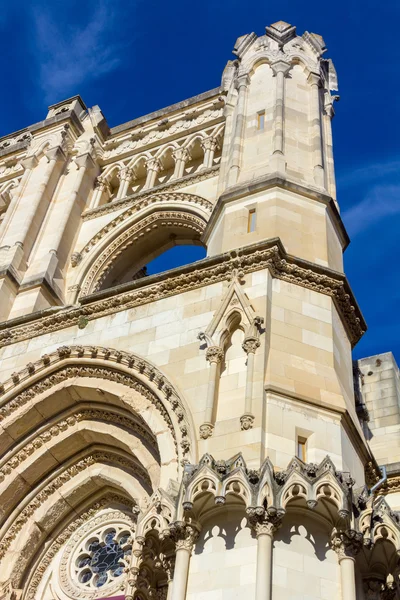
69, 193, 211, 299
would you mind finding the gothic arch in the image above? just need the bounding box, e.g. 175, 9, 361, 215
0, 346, 196, 593
69, 192, 212, 300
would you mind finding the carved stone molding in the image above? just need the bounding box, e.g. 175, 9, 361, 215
170, 521, 200, 553
0, 406, 158, 483
0, 346, 193, 460
24, 496, 134, 599
199, 423, 214, 439
102, 105, 224, 162
240, 413, 255, 430
330, 528, 363, 560
205, 346, 224, 364
0, 240, 366, 348
0, 452, 145, 560
80, 210, 207, 296
82, 167, 218, 220
80, 192, 213, 256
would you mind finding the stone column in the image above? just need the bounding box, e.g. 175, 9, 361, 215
248, 511, 282, 600
228, 74, 250, 186
13, 145, 66, 250
323, 92, 337, 200
200, 346, 224, 439
331, 529, 363, 600
89, 176, 109, 209
172, 148, 190, 179
0, 155, 38, 242
270, 60, 291, 175
124, 535, 145, 600
308, 71, 325, 188
165, 557, 175, 600
116, 166, 135, 199
145, 157, 162, 189
48, 152, 95, 255
170, 523, 200, 600
201, 137, 218, 169
240, 336, 260, 431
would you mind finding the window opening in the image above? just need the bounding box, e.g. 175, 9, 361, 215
297, 436, 307, 462
257, 111, 265, 130
248, 208, 257, 233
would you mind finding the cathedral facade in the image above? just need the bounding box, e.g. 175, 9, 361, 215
0, 19, 399, 600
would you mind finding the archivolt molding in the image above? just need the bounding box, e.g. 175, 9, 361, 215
0, 240, 366, 348
0, 404, 159, 485
0, 345, 195, 463
77, 207, 208, 296
0, 448, 148, 561
22, 494, 134, 597
79, 192, 213, 258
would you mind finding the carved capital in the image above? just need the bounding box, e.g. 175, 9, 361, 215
205, 346, 224, 364
170, 522, 200, 553
307, 71, 322, 87
146, 157, 162, 172
242, 336, 260, 355
331, 528, 363, 561
271, 60, 292, 77
45, 145, 67, 163
247, 507, 284, 538
201, 137, 218, 153
172, 147, 191, 162
94, 176, 109, 193
199, 422, 214, 439
240, 413, 255, 430
118, 166, 135, 182
21, 155, 39, 170
236, 74, 251, 89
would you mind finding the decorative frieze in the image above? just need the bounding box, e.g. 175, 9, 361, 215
0, 240, 366, 348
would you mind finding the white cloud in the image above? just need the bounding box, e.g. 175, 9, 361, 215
342, 184, 400, 236
33, 1, 127, 102
337, 159, 400, 188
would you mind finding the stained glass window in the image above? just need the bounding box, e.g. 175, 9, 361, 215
75, 527, 132, 589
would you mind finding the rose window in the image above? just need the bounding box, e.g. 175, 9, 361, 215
73, 525, 132, 589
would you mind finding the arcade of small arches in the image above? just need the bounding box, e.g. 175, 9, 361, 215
89, 127, 224, 210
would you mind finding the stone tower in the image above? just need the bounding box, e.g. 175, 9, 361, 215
0, 20, 398, 600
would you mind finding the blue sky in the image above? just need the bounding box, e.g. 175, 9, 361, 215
1, 0, 399, 362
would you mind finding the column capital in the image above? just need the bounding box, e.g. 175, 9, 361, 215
205, 345, 224, 364
271, 59, 292, 77
118, 166, 136, 182
20, 155, 39, 170
45, 145, 67, 163
170, 521, 201, 553
172, 147, 191, 162
242, 336, 260, 355
247, 507, 285, 538
201, 137, 218, 153
74, 152, 95, 170
146, 157, 162, 172
307, 70, 322, 87
330, 528, 363, 561
94, 175, 109, 192
236, 74, 251, 89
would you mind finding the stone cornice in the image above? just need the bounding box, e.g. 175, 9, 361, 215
82, 165, 219, 220
203, 173, 350, 250
110, 87, 223, 136
0, 239, 366, 349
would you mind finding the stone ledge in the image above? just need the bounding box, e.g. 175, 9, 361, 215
202, 173, 350, 251
0, 237, 366, 348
